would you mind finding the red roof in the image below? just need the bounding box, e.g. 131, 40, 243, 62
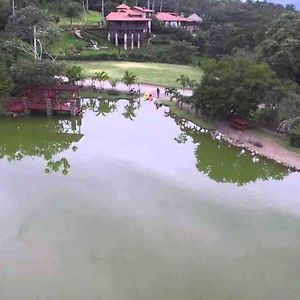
116, 3, 131, 10
155, 12, 192, 22
106, 11, 151, 21
133, 6, 154, 13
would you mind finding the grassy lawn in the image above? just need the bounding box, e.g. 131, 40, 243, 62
58, 11, 101, 26
50, 31, 88, 56
69, 61, 203, 87
50, 29, 122, 57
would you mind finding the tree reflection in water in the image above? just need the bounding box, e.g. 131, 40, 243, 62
167, 111, 290, 185
0, 98, 141, 174
0, 116, 83, 175
2, 100, 289, 184
85, 98, 140, 121
85, 98, 117, 116
122, 99, 138, 121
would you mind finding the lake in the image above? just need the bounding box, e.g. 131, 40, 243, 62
0, 99, 300, 300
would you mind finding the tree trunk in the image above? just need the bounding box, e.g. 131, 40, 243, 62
102, 0, 105, 18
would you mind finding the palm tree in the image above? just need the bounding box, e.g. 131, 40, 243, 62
109, 79, 118, 91
176, 75, 189, 93
65, 65, 83, 83
93, 71, 110, 89
122, 71, 138, 91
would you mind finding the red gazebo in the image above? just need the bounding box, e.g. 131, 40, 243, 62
6, 85, 82, 116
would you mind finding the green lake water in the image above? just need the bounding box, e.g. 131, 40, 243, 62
0, 99, 300, 300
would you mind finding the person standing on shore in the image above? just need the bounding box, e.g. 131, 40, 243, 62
156, 88, 160, 99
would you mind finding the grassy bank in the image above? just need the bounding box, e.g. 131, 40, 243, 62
161, 101, 215, 130
69, 61, 203, 87
79, 88, 132, 100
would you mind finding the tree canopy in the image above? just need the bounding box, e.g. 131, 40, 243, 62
194, 57, 282, 119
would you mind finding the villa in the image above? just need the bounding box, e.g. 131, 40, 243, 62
105, 4, 153, 50
105, 4, 202, 49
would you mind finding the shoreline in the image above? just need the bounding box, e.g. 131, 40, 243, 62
162, 102, 300, 171
215, 122, 300, 172
81, 81, 300, 171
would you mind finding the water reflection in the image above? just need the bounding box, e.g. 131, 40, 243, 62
84, 98, 140, 121
0, 100, 291, 183
122, 99, 139, 121
85, 99, 117, 116
167, 112, 289, 185
0, 116, 82, 174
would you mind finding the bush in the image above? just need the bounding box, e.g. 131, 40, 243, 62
126, 52, 153, 62
57, 52, 122, 61
290, 126, 300, 147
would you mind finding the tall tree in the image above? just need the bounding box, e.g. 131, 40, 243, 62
194, 57, 283, 119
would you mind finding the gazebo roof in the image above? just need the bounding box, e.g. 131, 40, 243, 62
116, 3, 131, 10
133, 6, 154, 13
188, 13, 203, 23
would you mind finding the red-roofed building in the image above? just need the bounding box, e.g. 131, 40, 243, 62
106, 4, 152, 49
155, 12, 195, 31
132, 6, 155, 18
105, 3, 201, 49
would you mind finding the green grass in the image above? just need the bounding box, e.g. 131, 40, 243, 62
50, 28, 122, 57
50, 31, 88, 56
161, 101, 215, 130
68, 61, 203, 87
58, 11, 101, 26
79, 88, 132, 100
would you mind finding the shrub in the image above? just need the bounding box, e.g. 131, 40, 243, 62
57, 52, 122, 61
290, 126, 300, 147
126, 52, 153, 62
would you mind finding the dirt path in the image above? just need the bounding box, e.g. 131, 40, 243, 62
217, 122, 300, 170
